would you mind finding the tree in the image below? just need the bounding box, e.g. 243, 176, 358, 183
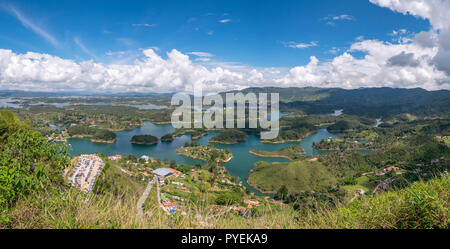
276, 185, 289, 200
215, 192, 242, 205
128, 154, 137, 162
170, 160, 177, 168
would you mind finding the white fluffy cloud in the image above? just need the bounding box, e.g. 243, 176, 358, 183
277, 39, 448, 90
0, 0, 449, 93
370, 0, 450, 76
283, 41, 318, 49
276, 0, 450, 90
0, 49, 252, 93
369, 0, 450, 30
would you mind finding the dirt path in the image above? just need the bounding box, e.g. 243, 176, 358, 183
137, 176, 156, 216
349, 193, 359, 203
115, 165, 135, 177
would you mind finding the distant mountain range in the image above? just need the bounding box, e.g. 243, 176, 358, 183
224, 87, 450, 118
2, 87, 449, 118
225, 87, 449, 104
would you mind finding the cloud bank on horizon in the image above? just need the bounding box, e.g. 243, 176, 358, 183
0, 0, 449, 93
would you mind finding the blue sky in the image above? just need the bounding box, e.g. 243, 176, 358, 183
0, 0, 430, 67
0, 0, 448, 92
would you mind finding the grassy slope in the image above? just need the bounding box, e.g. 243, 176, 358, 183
300, 176, 449, 229
92, 160, 145, 198
6, 173, 448, 228
248, 160, 337, 192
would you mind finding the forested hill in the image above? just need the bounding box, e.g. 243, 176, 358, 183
224, 87, 450, 117
225, 87, 449, 105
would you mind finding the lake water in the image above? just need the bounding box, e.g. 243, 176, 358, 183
0, 98, 166, 110
0, 98, 21, 108
64, 121, 337, 195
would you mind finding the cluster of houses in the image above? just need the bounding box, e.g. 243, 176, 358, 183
234, 199, 260, 214
107, 154, 155, 162
68, 154, 104, 192
375, 166, 400, 176
107, 154, 122, 161
152, 167, 187, 214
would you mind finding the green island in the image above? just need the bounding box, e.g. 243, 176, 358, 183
177, 145, 233, 163
160, 133, 175, 142
67, 124, 117, 143
261, 121, 317, 143
248, 160, 337, 194
250, 145, 305, 160
209, 129, 248, 144
130, 134, 159, 145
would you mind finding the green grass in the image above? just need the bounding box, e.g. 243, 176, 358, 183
442, 136, 450, 147
248, 160, 337, 193
4, 174, 448, 229
92, 160, 145, 199
341, 185, 369, 195
300, 176, 449, 229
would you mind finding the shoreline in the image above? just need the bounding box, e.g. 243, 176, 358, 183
152, 121, 171, 125
249, 150, 293, 160
130, 141, 159, 145
176, 147, 233, 163
91, 138, 117, 143
260, 131, 315, 144
66, 135, 117, 144
247, 162, 278, 194
208, 139, 241, 145
246, 178, 276, 194
260, 138, 302, 144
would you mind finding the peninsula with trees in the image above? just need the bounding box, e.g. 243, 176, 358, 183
209, 129, 248, 144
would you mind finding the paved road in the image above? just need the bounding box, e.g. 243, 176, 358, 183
137, 176, 156, 216
373, 177, 395, 194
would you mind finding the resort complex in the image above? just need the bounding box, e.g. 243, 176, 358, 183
67, 154, 105, 192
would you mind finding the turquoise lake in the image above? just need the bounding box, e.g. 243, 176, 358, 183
64, 121, 337, 195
